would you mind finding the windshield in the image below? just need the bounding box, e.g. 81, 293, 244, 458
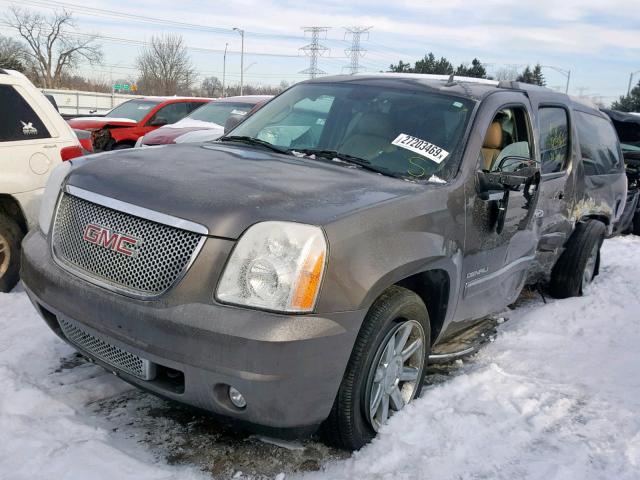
188, 101, 255, 126
227, 83, 475, 181
106, 99, 161, 122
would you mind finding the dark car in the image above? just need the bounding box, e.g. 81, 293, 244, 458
22, 74, 626, 450
602, 109, 640, 235
137, 95, 272, 146
68, 97, 211, 151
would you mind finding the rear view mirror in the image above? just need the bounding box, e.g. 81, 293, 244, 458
224, 114, 245, 134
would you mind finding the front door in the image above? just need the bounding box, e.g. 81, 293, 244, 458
457, 99, 540, 323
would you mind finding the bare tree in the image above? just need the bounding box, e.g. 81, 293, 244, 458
6, 7, 102, 88
136, 34, 196, 96
0, 35, 28, 72
201, 76, 222, 97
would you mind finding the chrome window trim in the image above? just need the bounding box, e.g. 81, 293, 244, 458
65, 185, 209, 235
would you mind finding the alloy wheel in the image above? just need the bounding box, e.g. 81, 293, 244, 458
366, 320, 426, 432
582, 243, 599, 291
0, 233, 9, 278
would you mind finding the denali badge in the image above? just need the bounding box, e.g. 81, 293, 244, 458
82, 223, 141, 257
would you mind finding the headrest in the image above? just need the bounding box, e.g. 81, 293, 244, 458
353, 113, 393, 137
483, 122, 503, 150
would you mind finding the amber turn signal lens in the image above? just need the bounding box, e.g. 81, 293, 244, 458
291, 251, 325, 311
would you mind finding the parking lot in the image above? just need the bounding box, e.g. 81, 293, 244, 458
2, 236, 639, 480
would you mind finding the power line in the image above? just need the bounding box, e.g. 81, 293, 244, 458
299, 27, 330, 79
344, 26, 372, 74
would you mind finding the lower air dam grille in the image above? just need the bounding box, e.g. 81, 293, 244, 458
59, 317, 154, 380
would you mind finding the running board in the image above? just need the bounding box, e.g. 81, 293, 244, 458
428, 317, 503, 364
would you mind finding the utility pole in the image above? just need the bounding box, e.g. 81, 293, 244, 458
233, 27, 245, 95
628, 70, 640, 95
299, 27, 330, 79
344, 26, 372, 74
222, 42, 228, 97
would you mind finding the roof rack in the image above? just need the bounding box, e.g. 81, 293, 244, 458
354, 72, 499, 86
497, 81, 555, 93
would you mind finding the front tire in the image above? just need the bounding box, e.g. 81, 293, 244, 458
549, 220, 605, 298
0, 213, 23, 292
322, 286, 430, 450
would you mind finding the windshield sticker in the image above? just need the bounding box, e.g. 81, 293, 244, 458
230, 109, 247, 115
21, 121, 37, 136
137, 105, 152, 110
392, 133, 449, 164
452, 101, 464, 108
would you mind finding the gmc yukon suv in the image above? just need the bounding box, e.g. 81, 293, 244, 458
22, 74, 626, 450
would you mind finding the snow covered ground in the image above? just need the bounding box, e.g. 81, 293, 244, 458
1, 236, 640, 479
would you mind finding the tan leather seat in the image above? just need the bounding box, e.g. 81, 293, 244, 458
340, 113, 393, 160
481, 122, 503, 171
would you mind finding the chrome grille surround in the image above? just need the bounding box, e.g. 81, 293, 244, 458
51, 186, 207, 298
59, 316, 155, 380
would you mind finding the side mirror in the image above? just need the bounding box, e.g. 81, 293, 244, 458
149, 116, 168, 127
224, 114, 245, 134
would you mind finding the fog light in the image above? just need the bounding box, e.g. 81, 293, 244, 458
228, 386, 247, 409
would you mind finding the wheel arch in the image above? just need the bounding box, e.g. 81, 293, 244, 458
0, 195, 28, 234
395, 269, 451, 345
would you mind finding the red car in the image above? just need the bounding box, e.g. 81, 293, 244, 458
68, 97, 212, 151
138, 95, 272, 146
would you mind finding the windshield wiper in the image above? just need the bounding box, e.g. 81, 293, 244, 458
292, 149, 404, 178
218, 135, 290, 154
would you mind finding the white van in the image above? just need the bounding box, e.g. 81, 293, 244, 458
0, 69, 83, 292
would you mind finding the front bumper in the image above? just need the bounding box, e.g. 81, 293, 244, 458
21, 229, 365, 435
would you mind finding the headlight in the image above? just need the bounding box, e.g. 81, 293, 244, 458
216, 221, 327, 313
38, 161, 71, 235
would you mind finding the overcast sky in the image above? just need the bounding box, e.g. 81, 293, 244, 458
2, 0, 639, 103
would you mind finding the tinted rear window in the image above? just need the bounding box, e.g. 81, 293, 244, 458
575, 111, 622, 176
0, 85, 50, 142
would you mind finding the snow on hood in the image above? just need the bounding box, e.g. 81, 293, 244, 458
174, 127, 224, 143
169, 118, 223, 129
82, 117, 136, 123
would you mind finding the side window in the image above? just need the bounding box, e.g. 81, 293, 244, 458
575, 111, 622, 176
150, 103, 189, 125
539, 107, 569, 174
480, 106, 532, 173
0, 85, 50, 142
257, 95, 334, 149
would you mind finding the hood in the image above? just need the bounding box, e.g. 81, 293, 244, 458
68, 117, 138, 130
141, 125, 211, 145
174, 127, 224, 144
66, 143, 420, 239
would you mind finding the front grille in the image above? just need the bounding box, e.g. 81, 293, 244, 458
52, 193, 203, 297
59, 317, 155, 380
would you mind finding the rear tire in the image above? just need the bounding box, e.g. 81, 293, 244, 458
549, 220, 605, 298
321, 286, 430, 451
0, 213, 23, 293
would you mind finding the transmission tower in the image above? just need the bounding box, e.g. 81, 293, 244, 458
299, 27, 330, 79
344, 27, 372, 74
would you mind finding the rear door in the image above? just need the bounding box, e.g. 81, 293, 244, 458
532, 103, 576, 268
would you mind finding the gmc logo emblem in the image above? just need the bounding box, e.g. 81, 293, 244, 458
82, 223, 142, 257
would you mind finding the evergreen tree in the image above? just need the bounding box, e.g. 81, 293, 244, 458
389, 60, 412, 73
456, 58, 487, 78
612, 81, 640, 112
517, 64, 545, 86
